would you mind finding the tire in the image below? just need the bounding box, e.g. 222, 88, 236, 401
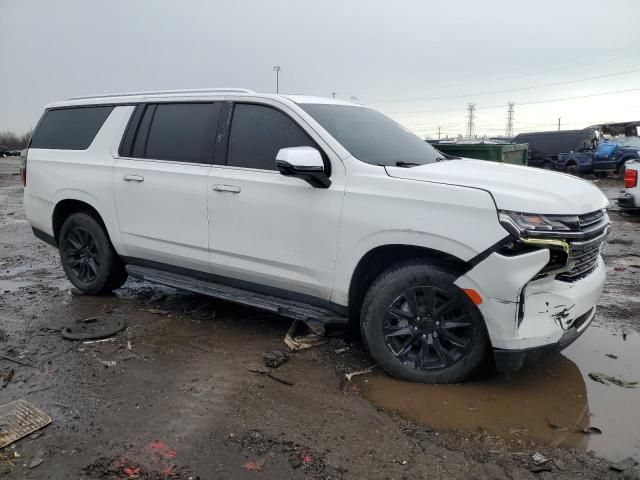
595, 172, 607, 179
360, 261, 489, 384
566, 164, 579, 176
58, 213, 128, 294
542, 161, 552, 170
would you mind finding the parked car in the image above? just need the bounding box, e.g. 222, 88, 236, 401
512, 130, 598, 174
0, 145, 9, 157
23, 88, 609, 383
592, 140, 639, 176
617, 160, 640, 211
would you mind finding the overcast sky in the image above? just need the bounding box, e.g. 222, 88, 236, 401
2, 0, 640, 138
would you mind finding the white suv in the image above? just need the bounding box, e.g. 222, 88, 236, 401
23, 88, 609, 383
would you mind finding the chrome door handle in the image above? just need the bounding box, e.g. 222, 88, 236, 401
212, 184, 241, 193
123, 174, 144, 183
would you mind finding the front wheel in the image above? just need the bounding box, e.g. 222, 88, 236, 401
360, 262, 489, 384
59, 213, 128, 294
566, 164, 580, 176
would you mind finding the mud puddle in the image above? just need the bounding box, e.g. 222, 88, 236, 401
355, 324, 640, 462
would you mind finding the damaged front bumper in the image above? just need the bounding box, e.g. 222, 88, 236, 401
454, 249, 605, 372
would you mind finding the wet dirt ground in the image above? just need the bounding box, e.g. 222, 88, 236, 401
1, 157, 639, 479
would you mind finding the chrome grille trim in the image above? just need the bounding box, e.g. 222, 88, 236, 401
524, 210, 609, 282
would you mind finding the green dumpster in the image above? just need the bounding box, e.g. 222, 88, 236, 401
430, 143, 528, 166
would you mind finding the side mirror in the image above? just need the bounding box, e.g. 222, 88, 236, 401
275, 147, 331, 188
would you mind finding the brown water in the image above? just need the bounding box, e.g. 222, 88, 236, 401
355, 324, 640, 462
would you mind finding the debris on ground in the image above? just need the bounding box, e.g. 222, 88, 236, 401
101, 360, 117, 368
245, 364, 294, 386
1, 368, 14, 388
0, 354, 34, 368
605, 353, 618, 359
588, 372, 638, 388
334, 347, 350, 354
262, 350, 289, 368
191, 302, 216, 321
61, 316, 126, 341
146, 308, 170, 315
27, 449, 45, 469
284, 320, 325, 351
0, 400, 51, 448
532, 452, 551, 465
344, 366, 377, 381
609, 457, 638, 472
529, 464, 553, 473
242, 458, 266, 471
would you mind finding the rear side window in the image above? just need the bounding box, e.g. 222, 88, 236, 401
30, 106, 114, 150
226, 104, 315, 170
145, 103, 219, 163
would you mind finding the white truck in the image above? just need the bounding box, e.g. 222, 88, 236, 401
617, 160, 640, 211
23, 88, 609, 383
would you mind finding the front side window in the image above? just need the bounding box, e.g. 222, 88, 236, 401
226, 104, 316, 170
300, 104, 442, 167
142, 103, 220, 163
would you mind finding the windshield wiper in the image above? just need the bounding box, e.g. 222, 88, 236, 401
395, 161, 421, 168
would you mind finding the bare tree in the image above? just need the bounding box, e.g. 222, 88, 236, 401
0, 130, 32, 149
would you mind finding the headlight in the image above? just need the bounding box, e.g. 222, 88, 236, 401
498, 210, 579, 237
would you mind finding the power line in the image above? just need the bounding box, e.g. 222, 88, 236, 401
368, 68, 640, 104
384, 86, 640, 115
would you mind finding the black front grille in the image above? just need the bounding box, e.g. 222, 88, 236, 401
556, 210, 608, 282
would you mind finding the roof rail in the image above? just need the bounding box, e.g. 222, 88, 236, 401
68, 88, 255, 101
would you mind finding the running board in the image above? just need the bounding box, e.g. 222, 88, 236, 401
126, 265, 347, 326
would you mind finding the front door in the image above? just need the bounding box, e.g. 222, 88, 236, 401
113, 102, 221, 272
207, 102, 345, 300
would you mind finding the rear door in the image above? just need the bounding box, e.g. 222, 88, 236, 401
207, 101, 345, 300
113, 102, 221, 272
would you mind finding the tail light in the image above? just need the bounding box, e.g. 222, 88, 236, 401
19, 150, 27, 187
624, 169, 638, 188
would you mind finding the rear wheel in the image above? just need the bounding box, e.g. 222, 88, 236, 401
59, 213, 128, 294
360, 262, 489, 383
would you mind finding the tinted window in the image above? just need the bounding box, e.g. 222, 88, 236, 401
143, 103, 220, 163
30, 106, 114, 150
300, 104, 441, 166
227, 104, 315, 170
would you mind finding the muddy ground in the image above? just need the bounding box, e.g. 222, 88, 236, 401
1, 157, 639, 479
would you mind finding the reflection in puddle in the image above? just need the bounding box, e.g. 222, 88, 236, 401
355, 325, 640, 462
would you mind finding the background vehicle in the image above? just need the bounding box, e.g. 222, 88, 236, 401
0, 145, 9, 157
512, 130, 598, 173
592, 140, 639, 176
617, 160, 640, 211
23, 88, 609, 384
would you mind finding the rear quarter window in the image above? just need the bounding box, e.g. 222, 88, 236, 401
29, 106, 114, 150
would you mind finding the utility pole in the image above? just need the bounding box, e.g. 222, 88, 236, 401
505, 102, 515, 138
466, 103, 476, 138
558, 117, 561, 131
331, 92, 338, 99
438, 126, 441, 140
273, 66, 281, 93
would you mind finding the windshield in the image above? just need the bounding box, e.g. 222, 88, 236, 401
299, 104, 442, 166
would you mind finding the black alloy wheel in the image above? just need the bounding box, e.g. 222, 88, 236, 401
384, 286, 473, 370
361, 262, 489, 383
58, 212, 128, 294
61, 226, 101, 283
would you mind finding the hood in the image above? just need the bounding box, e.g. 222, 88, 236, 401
385, 159, 608, 214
